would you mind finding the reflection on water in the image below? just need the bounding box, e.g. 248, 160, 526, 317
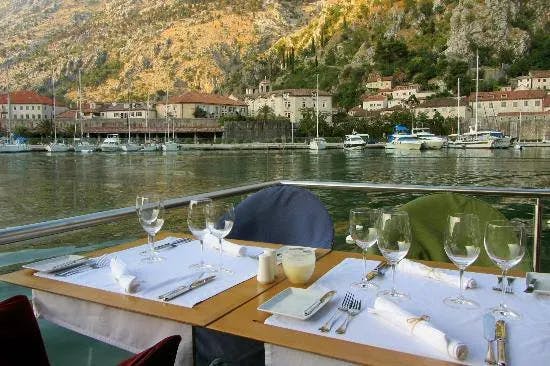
1, 148, 549, 270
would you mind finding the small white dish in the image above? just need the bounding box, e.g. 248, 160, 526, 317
258, 287, 332, 320
23, 254, 86, 273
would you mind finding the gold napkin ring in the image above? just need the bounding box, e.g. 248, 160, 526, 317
407, 315, 430, 333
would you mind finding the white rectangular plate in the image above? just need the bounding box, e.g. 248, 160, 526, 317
258, 287, 331, 320
23, 254, 87, 273
527, 272, 550, 295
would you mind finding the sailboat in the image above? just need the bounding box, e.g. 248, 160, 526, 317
308, 74, 327, 150
514, 111, 524, 150
73, 70, 96, 153
0, 67, 31, 153
121, 91, 141, 152
161, 91, 178, 152
447, 52, 511, 149
46, 76, 70, 152
142, 95, 159, 152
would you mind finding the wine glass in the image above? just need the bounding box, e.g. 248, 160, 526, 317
188, 198, 214, 271
376, 210, 411, 300
206, 201, 235, 274
136, 194, 165, 263
484, 220, 525, 319
349, 207, 381, 289
443, 213, 481, 309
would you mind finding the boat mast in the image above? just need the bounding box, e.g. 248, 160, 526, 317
164, 90, 169, 142
78, 69, 83, 138
315, 74, 319, 139
6, 67, 11, 142
145, 94, 150, 142
457, 78, 460, 136
127, 88, 131, 143
475, 50, 479, 134
519, 111, 522, 143
52, 75, 57, 142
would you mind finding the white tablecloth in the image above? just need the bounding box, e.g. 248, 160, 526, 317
265, 258, 550, 365
36, 237, 259, 308
32, 237, 261, 365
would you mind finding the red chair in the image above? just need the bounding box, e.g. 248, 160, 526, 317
0, 295, 181, 366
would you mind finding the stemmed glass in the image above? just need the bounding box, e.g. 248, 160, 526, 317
136, 194, 165, 263
206, 201, 235, 274
349, 207, 381, 289
188, 198, 214, 271
443, 213, 481, 309
376, 210, 411, 301
484, 220, 525, 319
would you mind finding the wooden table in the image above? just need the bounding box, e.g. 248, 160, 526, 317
0, 233, 331, 365
209, 250, 522, 366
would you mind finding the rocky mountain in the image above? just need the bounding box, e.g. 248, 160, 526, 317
0, 0, 548, 106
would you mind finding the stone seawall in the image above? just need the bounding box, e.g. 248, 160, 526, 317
462, 114, 549, 140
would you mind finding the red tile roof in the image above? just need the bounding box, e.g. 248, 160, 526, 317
497, 111, 550, 116
417, 97, 468, 108
471, 90, 546, 101
366, 75, 393, 83
0, 90, 54, 105
530, 70, 550, 78
56, 110, 78, 119
362, 94, 387, 102
167, 91, 247, 106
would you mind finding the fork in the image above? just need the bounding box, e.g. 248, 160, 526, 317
492, 276, 515, 294
336, 299, 361, 334
55, 255, 110, 276
318, 292, 353, 332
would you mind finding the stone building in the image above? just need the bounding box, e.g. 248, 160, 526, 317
414, 97, 471, 119
362, 94, 388, 111
515, 70, 550, 91
157, 92, 247, 119
0, 90, 67, 122
471, 90, 547, 117
99, 102, 157, 119
365, 75, 393, 90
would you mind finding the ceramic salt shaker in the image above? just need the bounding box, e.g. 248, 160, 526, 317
263, 248, 277, 281
257, 253, 273, 284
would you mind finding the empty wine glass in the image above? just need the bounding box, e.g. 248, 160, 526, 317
188, 198, 214, 271
349, 207, 381, 289
485, 220, 525, 319
136, 194, 165, 263
206, 201, 235, 274
376, 210, 411, 301
443, 213, 481, 309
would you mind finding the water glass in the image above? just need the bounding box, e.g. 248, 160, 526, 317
136, 194, 165, 263
349, 207, 381, 289
376, 210, 411, 300
443, 213, 481, 309
188, 198, 213, 271
485, 220, 525, 319
206, 201, 235, 274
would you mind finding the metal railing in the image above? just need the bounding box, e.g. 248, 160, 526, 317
1, 180, 548, 270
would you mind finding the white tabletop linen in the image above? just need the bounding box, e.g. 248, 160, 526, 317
36, 236, 259, 308
265, 258, 550, 365
398, 259, 477, 289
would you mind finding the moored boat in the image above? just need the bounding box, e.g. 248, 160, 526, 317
411, 127, 445, 150
343, 133, 367, 150
100, 134, 122, 152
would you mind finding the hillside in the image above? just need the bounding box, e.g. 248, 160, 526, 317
0, 0, 548, 107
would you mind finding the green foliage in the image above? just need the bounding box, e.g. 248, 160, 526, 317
193, 106, 207, 118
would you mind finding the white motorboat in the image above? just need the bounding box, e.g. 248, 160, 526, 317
308, 75, 326, 151
343, 134, 366, 149
100, 134, 122, 152
0, 137, 31, 153
411, 127, 445, 150
385, 135, 425, 150
161, 141, 179, 151
73, 139, 96, 153
121, 141, 142, 152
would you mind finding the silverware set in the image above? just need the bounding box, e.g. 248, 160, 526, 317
492, 276, 516, 294
54, 254, 110, 277
319, 291, 361, 334
139, 237, 192, 255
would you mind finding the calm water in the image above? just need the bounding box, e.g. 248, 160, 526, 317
1, 147, 549, 364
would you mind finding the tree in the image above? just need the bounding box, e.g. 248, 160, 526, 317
193, 106, 207, 118
257, 105, 275, 121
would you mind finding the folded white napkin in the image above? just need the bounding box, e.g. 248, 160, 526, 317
397, 259, 476, 289
372, 297, 468, 361
203, 233, 247, 257
110, 257, 139, 293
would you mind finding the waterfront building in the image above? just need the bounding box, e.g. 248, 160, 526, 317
99, 102, 157, 119
515, 70, 550, 90
471, 90, 547, 117
414, 97, 471, 119
245, 82, 332, 123
157, 92, 247, 119
365, 75, 393, 90
0, 90, 67, 122
391, 84, 435, 101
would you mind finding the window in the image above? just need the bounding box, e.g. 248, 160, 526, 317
137, 112, 142, 117
489, 102, 493, 108
302, 100, 306, 108
13, 106, 16, 110
285, 112, 291, 118
20, 106, 23, 110
32, 114, 35, 119
513, 102, 517, 107
26, 106, 29, 110
501, 102, 506, 107
322, 102, 326, 108
535, 100, 540, 106
25, 114, 29, 119
524, 100, 528, 106
284, 101, 290, 109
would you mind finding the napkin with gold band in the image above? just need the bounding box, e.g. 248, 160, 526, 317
203, 234, 264, 258
397, 259, 477, 289
372, 297, 468, 361
110, 257, 139, 293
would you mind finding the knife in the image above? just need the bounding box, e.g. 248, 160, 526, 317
154, 237, 192, 251
159, 275, 216, 302
483, 313, 496, 365
304, 290, 336, 316
495, 319, 507, 366
366, 261, 389, 281
49, 258, 91, 273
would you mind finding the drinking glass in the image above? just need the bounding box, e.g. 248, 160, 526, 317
376, 210, 411, 300
136, 194, 165, 263
206, 201, 235, 274
188, 198, 214, 271
484, 220, 525, 319
349, 207, 381, 289
443, 213, 481, 309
